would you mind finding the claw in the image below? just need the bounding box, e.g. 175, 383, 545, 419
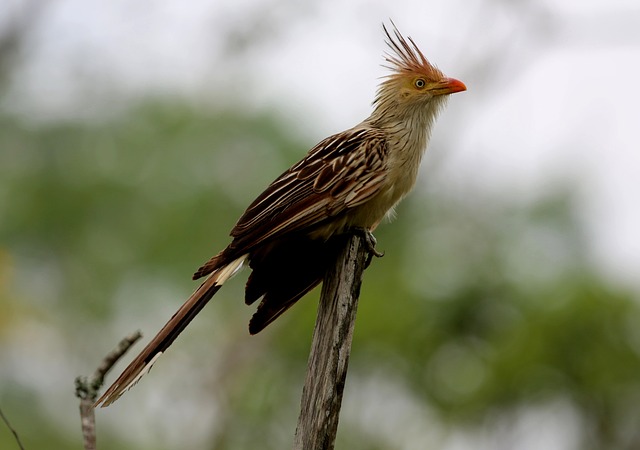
350, 227, 384, 263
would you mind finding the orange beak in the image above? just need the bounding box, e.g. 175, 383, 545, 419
430, 77, 467, 96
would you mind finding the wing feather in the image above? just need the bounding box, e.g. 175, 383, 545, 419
231, 128, 388, 248
193, 127, 388, 280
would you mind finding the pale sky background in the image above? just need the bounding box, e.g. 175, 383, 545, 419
1, 0, 639, 448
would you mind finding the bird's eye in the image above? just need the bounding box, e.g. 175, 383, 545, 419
415, 79, 426, 89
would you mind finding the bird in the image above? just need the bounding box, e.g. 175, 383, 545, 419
95, 21, 466, 407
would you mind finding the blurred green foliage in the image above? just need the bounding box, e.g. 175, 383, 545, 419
1, 103, 639, 450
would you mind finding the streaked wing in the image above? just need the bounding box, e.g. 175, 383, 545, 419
230, 127, 388, 250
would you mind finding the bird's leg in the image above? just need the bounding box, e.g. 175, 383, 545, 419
349, 227, 384, 267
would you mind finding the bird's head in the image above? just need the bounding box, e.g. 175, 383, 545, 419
373, 22, 466, 115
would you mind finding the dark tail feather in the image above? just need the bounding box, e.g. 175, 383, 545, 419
248, 281, 320, 334
245, 235, 348, 334
95, 255, 247, 407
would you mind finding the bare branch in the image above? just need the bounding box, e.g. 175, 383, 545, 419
0, 407, 26, 450
293, 234, 370, 450
75, 331, 142, 450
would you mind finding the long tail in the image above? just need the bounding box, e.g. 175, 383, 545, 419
95, 255, 247, 407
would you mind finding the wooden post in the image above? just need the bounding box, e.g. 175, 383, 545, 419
292, 234, 369, 450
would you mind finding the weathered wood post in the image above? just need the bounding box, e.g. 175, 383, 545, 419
293, 234, 370, 450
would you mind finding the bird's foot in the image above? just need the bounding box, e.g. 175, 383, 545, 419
350, 227, 384, 263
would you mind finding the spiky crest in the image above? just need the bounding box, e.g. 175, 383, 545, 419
382, 21, 443, 80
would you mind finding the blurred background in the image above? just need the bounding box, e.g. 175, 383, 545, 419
1, 0, 639, 449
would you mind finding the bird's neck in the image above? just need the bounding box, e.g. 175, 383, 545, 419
356, 96, 449, 208
368, 96, 448, 170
